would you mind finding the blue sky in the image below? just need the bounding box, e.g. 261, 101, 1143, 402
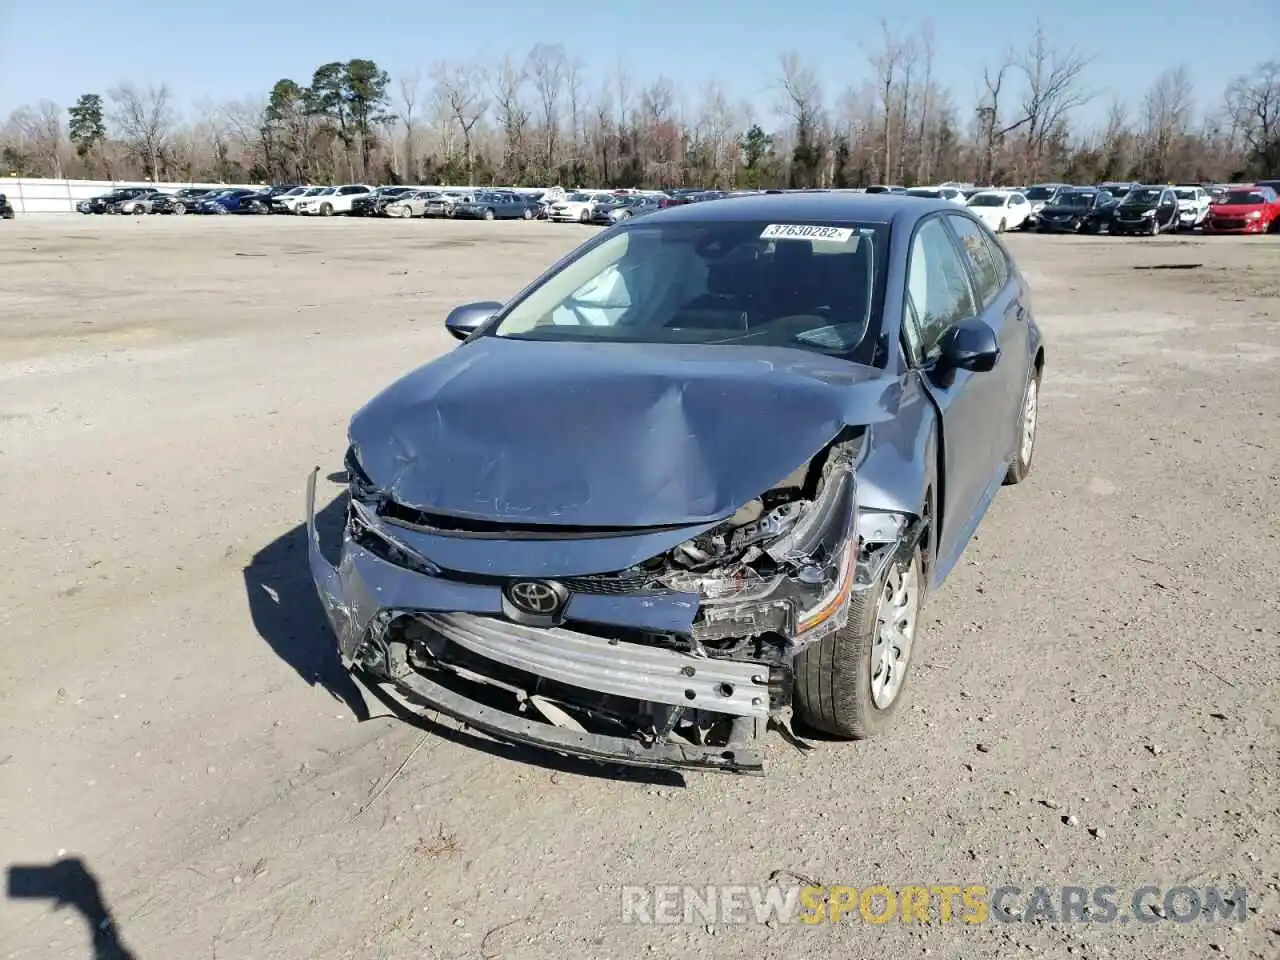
1, 0, 1274, 132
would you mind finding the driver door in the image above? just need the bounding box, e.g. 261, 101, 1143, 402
903, 216, 1009, 578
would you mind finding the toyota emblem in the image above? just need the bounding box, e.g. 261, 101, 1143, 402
506, 580, 565, 616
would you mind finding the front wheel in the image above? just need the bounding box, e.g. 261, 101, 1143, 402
320, 202, 334, 217
1004, 369, 1040, 484
172, 202, 185, 216
483, 208, 495, 221
793, 545, 924, 738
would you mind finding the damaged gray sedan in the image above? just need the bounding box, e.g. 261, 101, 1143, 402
307, 193, 1044, 775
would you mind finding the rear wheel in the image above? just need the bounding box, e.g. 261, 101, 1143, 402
580, 209, 591, 223
793, 544, 924, 738
172, 202, 185, 216
1004, 369, 1040, 484
522, 207, 533, 220
997, 218, 1007, 233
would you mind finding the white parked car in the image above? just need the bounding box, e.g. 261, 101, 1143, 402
547, 191, 607, 223
906, 186, 968, 205
966, 189, 1032, 232
273, 186, 332, 214
1172, 185, 1211, 229
296, 184, 373, 216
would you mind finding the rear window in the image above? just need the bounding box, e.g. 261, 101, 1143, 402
1222, 191, 1268, 205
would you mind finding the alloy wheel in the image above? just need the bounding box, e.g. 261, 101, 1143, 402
1021, 376, 1039, 465
870, 556, 920, 709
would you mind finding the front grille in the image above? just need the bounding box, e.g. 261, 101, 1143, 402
561, 570, 653, 595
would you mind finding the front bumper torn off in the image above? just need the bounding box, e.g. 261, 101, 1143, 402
305, 470, 771, 774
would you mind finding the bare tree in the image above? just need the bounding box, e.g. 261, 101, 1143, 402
1141, 66, 1194, 180
108, 83, 176, 180
865, 21, 906, 184
431, 62, 488, 184
777, 52, 825, 187
527, 43, 567, 175
492, 56, 531, 181
913, 24, 936, 185
1015, 20, 1093, 179
223, 98, 266, 175
976, 53, 1014, 183
16, 101, 64, 177
397, 69, 421, 180
614, 60, 633, 136
566, 55, 584, 156
697, 82, 737, 187
1225, 60, 1280, 173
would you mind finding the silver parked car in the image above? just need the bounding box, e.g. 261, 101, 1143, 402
384, 190, 443, 218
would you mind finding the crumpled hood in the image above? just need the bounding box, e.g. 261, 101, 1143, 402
349, 337, 901, 528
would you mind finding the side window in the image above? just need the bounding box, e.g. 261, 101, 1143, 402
904, 218, 977, 362
946, 215, 1004, 307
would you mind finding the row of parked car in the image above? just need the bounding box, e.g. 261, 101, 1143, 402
72, 178, 1280, 235
72, 182, 730, 223
886, 180, 1280, 236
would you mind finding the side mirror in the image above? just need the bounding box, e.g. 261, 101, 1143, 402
445, 301, 503, 341
937, 318, 1001, 373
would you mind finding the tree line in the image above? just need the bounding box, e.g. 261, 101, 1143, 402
2, 22, 1277, 190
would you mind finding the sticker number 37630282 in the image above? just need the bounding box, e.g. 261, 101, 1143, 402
760, 223, 856, 243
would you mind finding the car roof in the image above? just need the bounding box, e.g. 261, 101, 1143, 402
644, 191, 961, 227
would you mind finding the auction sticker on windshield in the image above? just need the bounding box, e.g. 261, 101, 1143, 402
760, 224, 856, 243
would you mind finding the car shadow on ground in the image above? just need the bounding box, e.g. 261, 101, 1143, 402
243, 493, 681, 786
242, 494, 370, 721
7, 858, 137, 960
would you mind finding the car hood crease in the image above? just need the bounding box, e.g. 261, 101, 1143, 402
349, 337, 902, 528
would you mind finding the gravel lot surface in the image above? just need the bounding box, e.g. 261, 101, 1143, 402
2, 215, 1277, 960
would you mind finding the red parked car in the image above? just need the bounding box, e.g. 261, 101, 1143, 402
1203, 185, 1280, 234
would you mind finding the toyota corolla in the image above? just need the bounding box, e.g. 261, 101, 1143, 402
307, 194, 1045, 775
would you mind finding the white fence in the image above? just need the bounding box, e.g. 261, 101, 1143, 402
0, 178, 260, 214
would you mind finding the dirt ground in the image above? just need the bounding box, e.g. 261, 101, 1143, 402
1, 215, 1277, 960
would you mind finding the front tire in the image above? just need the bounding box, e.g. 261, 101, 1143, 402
483, 208, 495, 221
793, 545, 924, 738
1004, 368, 1040, 484
320, 202, 334, 217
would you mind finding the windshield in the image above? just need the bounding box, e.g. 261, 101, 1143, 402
1221, 190, 1267, 205
1100, 185, 1130, 198
1173, 189, 1198, 200
1125, 189, 1162, 205
1054, 191, 1097, 209
907, 188, 942, 198
1023, 186, 1058, 201
967, 193, 1007, 208
566, 192, 592, 202
491, 220, 889, 364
